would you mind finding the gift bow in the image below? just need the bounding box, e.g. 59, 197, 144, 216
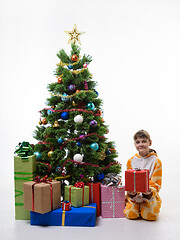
14, 141, 34, 158
34, 175, 52, 183
74, 181, 84, 188
102, 173, 122, 188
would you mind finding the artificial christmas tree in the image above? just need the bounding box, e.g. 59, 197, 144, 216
33, 25, 121, 193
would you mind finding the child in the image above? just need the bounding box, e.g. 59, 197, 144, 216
124, 130, 162, 221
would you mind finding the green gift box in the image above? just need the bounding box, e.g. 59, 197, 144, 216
64, 185, 89, 207
14, 155, 36, 220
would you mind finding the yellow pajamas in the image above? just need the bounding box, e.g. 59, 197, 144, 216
124, 152, 162, 221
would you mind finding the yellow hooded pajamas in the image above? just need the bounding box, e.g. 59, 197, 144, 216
124, 152, 162, 221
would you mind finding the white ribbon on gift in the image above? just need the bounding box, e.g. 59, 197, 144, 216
133, 168, 148, 192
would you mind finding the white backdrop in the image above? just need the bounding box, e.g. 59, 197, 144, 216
1, 0, 180, 238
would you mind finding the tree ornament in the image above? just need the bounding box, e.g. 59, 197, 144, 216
74, 115, 83, 124
86, 102, 95, 110
71, 55, 78, 62
65, 24, 85, 45
57, 137, 63, 144
58, 77, 62, 84
99, 151, 106, 160
53, 121, 60, 127
68, 84, 76, 91
96, 110, 102, 115
34, 152, 42, 160
110, 148, 116, 153
68, 64, 73, 69
61, 112, 69, 120
56, 166, 62, 173
47, 109, 53, 115
84, 81, 88, 90
38, 120, 42, 125
48, 150, 53, 157
83, 63, 88, 68
97, 173, 105, 181
79, 135, 85, 140
42, 118, 47, 125
106, 149, 111, 155
89, 120, 97, 127
72, 100, 77, 106
76, 142, 82, 147
73, 154, 83, 163
90, 143, 99, 151
61, 93, 69, 102
95, 91, 99, 96
76, 90, 81, 93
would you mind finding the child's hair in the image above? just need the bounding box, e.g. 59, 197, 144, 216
133, 129, 157, 154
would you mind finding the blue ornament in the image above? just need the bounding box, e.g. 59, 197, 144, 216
56, 166, 62, 173
106, 150, 111, 155
97, 173, 104, 181
61, 112, 69, 120
57, 137, 63, 144
76, 142, 81, 147
68, 64, 73, 69
61, 93, 69, 102
86, 102, 95, 110
95, 91, 99, 97
90, 142, 99, 151
34, 151, 42, 160
47, 109, 53, 115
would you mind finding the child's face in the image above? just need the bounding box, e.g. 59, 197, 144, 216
134, 137, 152, 157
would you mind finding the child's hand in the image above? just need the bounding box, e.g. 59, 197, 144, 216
142, 189, 153, 199
127, 191, 137, 198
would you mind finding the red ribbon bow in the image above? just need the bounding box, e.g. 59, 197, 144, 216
74, 181, 85, 188
34, 175, 52, 183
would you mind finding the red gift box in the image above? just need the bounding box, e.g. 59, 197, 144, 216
86, 182, 101, 217
62, 201, 72, 211
125, 169, 149, 192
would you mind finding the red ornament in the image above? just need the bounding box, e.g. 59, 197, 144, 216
76, 90, 81, 93
83, 63, 88, 68
42, 118, 47, 125
71, 55, 78, 62
58, 77, 62, 84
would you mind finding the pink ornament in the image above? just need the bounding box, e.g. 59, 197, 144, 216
83, 63, 88, 68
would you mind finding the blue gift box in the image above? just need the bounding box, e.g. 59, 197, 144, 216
30, 203, 96, 227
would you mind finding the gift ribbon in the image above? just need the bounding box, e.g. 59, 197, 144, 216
91, 183, 93, 203
32, 175, 53, 212
133, 168, 148, 192
14, 172, 33, 207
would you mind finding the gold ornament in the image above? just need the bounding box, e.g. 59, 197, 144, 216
53, 121, 60, 127
38, 120, 42, 125
72, 100, 77, 106
99, 151, 106, 161
48, 150, 53, 158
65, 24, 85, 45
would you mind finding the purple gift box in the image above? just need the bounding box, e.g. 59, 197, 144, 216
101, 184, 125, 218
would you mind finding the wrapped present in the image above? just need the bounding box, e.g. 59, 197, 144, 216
14, 144, 36, 220
23, 176, 61, 214
30, 203, 96, 227
85, 182, 101, 217
101, 184, 125, 218
125, 168, 149, 192
62, 201, 72, 211
64, 182, 89, 207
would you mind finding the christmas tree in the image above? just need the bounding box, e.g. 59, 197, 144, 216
33, 25, 121, 187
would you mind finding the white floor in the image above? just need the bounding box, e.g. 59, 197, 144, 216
1, 181, 179, 240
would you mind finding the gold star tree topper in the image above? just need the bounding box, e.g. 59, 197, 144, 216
65, 24, 85, 45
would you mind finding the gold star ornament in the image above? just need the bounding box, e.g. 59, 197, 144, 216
65, 24, 85, 45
